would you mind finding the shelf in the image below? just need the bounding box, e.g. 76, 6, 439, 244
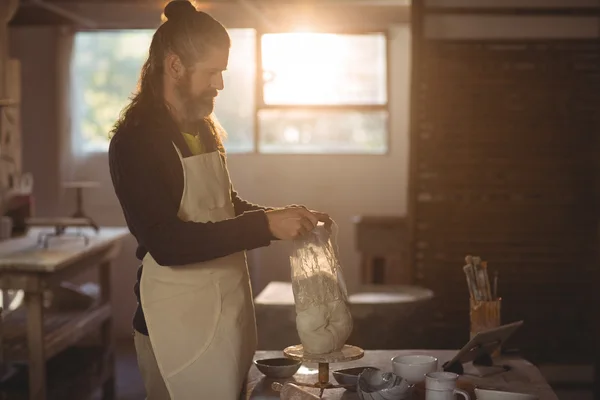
0, 346, 111, 400
2, 304, 111, 363
0, 99, 17, 107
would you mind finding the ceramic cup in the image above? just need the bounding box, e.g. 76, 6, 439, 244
425, 372, 470, 400
392, 354, 438, 384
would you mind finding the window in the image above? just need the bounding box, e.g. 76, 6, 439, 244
213, 29, 256, 153
71, 30, 388, 155
258, 32, 388, 154
71, 29, 256, 154
71, 30, 154, 153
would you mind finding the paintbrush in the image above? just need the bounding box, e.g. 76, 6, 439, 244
464, 255, 480, 301
463, 264, 476, 300
493, 270, 499, 299
480, 261, 492, 301
473, 256, 485, 301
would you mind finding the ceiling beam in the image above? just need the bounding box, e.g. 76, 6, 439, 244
14, 2, 409, 29
42, 0, 409, 5
21, 0, 97, 27
424, 6, 600, 16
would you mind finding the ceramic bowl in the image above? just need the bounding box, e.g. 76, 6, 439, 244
333, 366, 379, 392
475, 388, 539, 400
391, 354, 438, 384
254, 358, 302, 379
356, 368, 411, 400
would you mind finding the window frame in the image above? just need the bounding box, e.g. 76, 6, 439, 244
253, 29, 392, 155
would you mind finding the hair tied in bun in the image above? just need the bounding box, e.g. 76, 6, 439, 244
164, 1, 196, 21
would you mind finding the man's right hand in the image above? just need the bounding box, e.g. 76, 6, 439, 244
265, 207, 319, 240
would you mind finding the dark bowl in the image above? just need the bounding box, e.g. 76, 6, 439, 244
254, 358, 302, 379
333, 366, 380, 392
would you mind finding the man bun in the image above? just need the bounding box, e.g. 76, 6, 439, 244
164, 1, 196, 21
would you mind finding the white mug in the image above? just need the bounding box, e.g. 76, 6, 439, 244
425, 372, 470, 400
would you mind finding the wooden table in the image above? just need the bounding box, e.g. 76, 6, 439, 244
0, 227, 129, 400
247, 350, 559, 399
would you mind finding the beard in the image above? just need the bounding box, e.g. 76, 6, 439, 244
175, 72, 218, 123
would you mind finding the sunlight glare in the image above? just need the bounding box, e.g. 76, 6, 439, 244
261, 33, 354, 105
116, 31, 153, 59
290, 25, 313, 33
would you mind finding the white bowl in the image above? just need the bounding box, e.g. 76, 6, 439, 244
391, 354, 438, 383
475, 388, 539, 400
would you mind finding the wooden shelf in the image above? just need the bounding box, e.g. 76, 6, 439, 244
0, 346, 110, 400
2, 304, 111, 363
0, 99, 17, 107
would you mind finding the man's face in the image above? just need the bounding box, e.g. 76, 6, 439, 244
175, 46, 229, 121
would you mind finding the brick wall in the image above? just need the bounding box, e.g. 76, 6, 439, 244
408, 38, 600, 363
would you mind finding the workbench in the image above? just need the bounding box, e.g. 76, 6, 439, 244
0, 227, 129, 400
247, 349, 559, 399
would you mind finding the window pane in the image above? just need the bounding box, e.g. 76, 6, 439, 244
72, 31, 153, 152
261, 33, 387, 106
258, 109, 388, 154
215, 29, 255, 153
71, 29, 256, 154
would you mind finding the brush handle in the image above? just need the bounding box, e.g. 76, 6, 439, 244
463, 265, 476, 300
480, 261, 492, 301
493, 271, 499, 299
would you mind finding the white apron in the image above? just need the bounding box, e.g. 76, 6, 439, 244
140, 144, 257, 400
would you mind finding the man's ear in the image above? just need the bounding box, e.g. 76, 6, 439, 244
165, 53, 184, 80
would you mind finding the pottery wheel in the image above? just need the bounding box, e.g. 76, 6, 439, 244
284, 344, 364, 363
282, 344, 364, 397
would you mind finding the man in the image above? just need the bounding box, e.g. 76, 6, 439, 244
108, 1, 331, 399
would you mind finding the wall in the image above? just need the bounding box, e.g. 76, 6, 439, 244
9, 27, 61, 218
9, 25, 412, 338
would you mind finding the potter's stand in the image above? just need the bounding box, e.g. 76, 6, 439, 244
283, 344, 364, 397
63, 181, 100, 231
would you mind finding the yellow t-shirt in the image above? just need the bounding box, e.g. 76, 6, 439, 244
182, 132, 206, 155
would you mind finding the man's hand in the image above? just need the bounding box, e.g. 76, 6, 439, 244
289, 205, 333, 232
310, 210, 333, 231
265, 207, 319, 240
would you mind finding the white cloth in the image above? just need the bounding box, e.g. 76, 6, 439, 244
140, 145, 257, 400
